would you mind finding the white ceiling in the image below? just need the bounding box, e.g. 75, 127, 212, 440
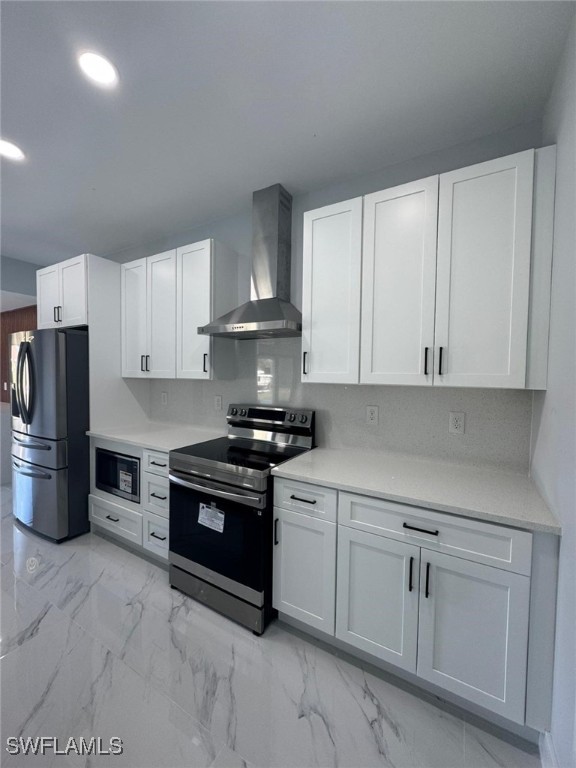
1, 1, 574, 266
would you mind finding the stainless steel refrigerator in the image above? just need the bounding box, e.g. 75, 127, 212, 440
10, 327, 90, 541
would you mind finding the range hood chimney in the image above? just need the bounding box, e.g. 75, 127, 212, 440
198, 184, 302, 339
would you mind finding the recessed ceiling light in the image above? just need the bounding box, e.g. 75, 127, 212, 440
78, 51, 118, 88
0, 139, 26, 162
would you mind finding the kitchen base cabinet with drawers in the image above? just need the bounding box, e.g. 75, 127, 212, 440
89, 438, 169, 565
272, 477, 557, 738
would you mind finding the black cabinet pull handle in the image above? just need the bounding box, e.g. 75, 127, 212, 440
150, 492, 167, 500
140, 355, 145, 372
150, 461, 167, 467
408, 556, 414, 592
403, 522, 439, 536
54, 306, 58, 323
150, 531, 167, 541
146, 355, 150, 372
290, 494, 317, 505
106, 515, 120, 523
424, 347, 429, 376
425, 562, 431, 598
438, 346, 444, 375
302, 351, 308, 375
274, 518, 279, 545
203, 353, 208, 373
58, 306, 62, 322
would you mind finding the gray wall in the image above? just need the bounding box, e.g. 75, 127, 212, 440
0, 255, 41, 295
531, 18, 576, 768
143, 120, 544, 472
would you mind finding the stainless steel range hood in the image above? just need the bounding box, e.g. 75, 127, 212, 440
198, 184, 302, 339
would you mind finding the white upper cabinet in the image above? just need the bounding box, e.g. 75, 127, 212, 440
302, 147, 553, 389
176, 239, 238, 380
147, 251, 176, 378
434, 150, 534, 388
36, 255, 88, 329
302, 198, 363, 383
121, 252, 176, 378
361, 177, 439, 385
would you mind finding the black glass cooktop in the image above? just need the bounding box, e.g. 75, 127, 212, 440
172, 437, 306, 472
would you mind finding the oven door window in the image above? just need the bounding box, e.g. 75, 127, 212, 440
170, 483, 267, 594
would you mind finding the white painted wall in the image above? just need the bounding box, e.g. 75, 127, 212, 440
530, 18, 576, 768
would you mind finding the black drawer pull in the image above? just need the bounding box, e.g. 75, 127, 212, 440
438, 346, 444, 376
150, 492, 167, 500
424, 347, 429, 376
425, 562, 431, 598
408, 556, 414, 592
302, 351, 308, 375
290, 494, 317, 505
403, 522, 439, 536
150, 461, 167, 467
274, 518, 279, 545
106, 515, 120, 523
150, 531, 167, 541
203, 353, 208, 373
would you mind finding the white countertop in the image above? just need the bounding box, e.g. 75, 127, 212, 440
87, 421, 222, 452
272, 448, 560, 534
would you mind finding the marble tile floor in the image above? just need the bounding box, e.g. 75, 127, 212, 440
0, 485, 541, 768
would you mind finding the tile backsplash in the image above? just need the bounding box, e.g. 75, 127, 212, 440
149, 338, 532, 472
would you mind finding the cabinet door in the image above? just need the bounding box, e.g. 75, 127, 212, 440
176, 241, 212, 379
361, 177, 438, 385
36, 265, 60, 329
59, 255, 87, 326
273, 508, 336, 634
302, 198, 362, 383
417, 551, 529, 723
121, 259, 148, 377
336, 526, 420, 672
147, 250, 176, 378
435, 150, 534, 388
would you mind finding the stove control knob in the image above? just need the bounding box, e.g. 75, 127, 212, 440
240, 408, 247, 417
299, 414, 308, 424
288, 413, 296, 422
230, 407, 238, 416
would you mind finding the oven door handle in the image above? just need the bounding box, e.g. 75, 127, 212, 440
169, 471, 265, 509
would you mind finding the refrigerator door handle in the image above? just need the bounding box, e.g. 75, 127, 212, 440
12, 434, 51, 451
12, 461, 52, 480
14, 342, 25, 420
19, 342, 34, 425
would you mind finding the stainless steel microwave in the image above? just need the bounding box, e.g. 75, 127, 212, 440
95, 448, 140, 503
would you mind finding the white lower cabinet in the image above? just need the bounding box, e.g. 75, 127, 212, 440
336, 526, 420, 673
272, 507, 336, 633
89, 494, 142, 546
416, 550, 530, 723
273, 478, 535, 726
142, 510, 169, 560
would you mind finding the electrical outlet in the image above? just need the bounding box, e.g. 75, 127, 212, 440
161, 392, 168, 406
366, 405, 379, 426
214, 395, 223, 411
449, 411, 465, 435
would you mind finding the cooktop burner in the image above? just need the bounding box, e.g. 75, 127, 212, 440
172, 437, 306, 472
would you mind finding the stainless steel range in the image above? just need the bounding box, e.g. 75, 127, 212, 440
168, 404, 315, 634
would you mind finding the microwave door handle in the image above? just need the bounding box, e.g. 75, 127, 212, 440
169, 472, 263, 508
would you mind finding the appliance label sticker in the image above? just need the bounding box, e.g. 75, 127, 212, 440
199, 503, 225, 533
119, 471, 132, 494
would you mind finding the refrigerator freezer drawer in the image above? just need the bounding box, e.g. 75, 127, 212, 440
12, 431, 67, 470
12, 457, 69, 541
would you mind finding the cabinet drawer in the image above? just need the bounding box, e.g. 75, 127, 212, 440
143, 473, 169, 517
274, 477, 337, 522
89, 494, 142, 546
339, 493, 532, 576
143, 450, 169, 477
142, 510, 169, 560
